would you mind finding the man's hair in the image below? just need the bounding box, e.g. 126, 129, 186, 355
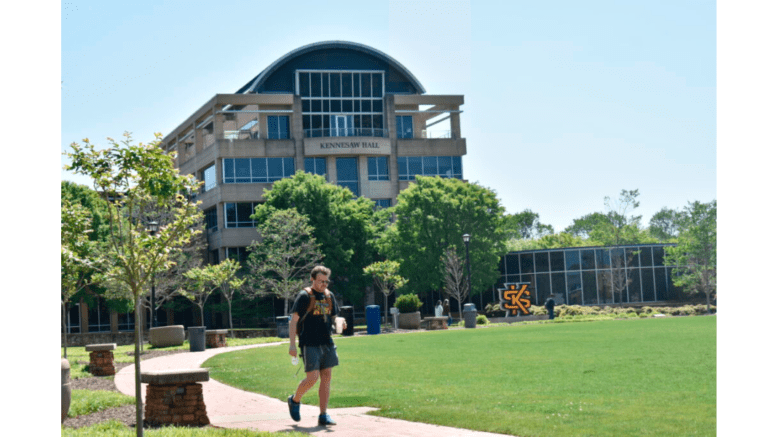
311, 265, 331, 280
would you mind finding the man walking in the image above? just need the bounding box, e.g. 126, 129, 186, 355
288, 265, 343, 426
545, 294, 556, 320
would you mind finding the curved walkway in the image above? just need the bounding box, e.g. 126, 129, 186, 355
114, 341, 514, 437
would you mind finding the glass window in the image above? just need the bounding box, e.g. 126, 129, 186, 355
437, 156, 453, 178
311, 72, 321, 97
505, 254, 520, 275
452, 156, 462, 178
641, 269, 656, 301
610, 247, 626, 269
225, 247, 249, 264
583, 271, 598, 304
252, 158, 267, 181
640, 247, 654, 267
397, 157, 408, 180
397, 116, 413, 139
535, 252, 549, 272
581, 249, 595, 270
225, 203, 259, 228
268, 158, 283, 181
653, 246, 666, 267
627, 269, 642, 303
299, 72, 310, 97
305, 157, 327, 176
567, 272, 582, 305
202, 165, 216, 192
205, 208, 218, 230
598, 270, 613, 304
565, 250, 580, 270
551, 273, 566, 304
330, 73, 341, 97
423, 156, 438, 176
373, 199, 391, 210
654, 267, 668, 301
368, 156, 389, 181
234, 158, 251, 183
626, 248, 640, 268
550, 251, 565, 272
536, 274, 551, 306
267, 116, 289, 139
336, 157, 359, 196
595, 249, 610, 269
520, 253, 534, 274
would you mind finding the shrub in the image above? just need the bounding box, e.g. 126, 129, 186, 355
395, 294, 423, 313
476, 314, 489, 325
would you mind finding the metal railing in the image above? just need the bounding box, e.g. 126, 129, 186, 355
304, 127, 387, 138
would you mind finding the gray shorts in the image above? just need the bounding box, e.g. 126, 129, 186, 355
302, 344, 339, 373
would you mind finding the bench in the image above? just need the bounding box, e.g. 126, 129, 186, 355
424, 317, 449, 330
205, 329, 229, 348
141, 368, 210, 427
85, 343, 117, 376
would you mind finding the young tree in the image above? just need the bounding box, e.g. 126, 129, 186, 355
247, 208, 324, 315
178, 260, 239, 326
649, 207, 685, 242
61, 199, 96, 359
364, 260, 408, 324
252, 172, 379, 304
665, 200, 717, 313
441, 246, 469, 319
380, 176, 507, 298
64, 132, 201, 436
213, 258, 246, 337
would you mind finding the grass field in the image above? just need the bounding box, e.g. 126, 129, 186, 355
204, 317, 716, 437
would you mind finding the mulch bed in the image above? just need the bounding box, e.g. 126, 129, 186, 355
63, 348, 195, 429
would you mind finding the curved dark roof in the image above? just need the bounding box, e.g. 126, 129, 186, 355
237, 41, 425, 95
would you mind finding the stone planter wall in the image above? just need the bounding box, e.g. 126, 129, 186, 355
205, 330, 228, 348
142, 369, 210, 427
398, 311, 421, 329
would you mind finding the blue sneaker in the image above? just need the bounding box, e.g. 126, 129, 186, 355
287, 395, 300, 422
318, 413, 336, 426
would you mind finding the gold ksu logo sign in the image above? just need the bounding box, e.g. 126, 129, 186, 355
499, 283, 532, 316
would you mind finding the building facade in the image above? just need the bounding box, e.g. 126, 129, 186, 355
486, 244, 680, 308
159, 41, 466, 262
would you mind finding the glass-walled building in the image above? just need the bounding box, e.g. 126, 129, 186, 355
489, 244, 680, 307
159, 41, 466, 263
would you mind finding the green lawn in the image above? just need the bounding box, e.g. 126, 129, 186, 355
204, 317, 716, 437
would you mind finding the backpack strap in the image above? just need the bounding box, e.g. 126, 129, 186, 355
296, 288, 333, 338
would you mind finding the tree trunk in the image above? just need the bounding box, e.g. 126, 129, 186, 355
134, 295, 144, 437
227, 299, 234, 338
62, 302, 68, 359
384, 294, 389, 325
705, 290, 711, 314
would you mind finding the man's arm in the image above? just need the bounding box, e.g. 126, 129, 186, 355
289, 312, 300, 357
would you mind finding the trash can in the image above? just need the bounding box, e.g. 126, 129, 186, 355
463, 303, 478, 329
390, 307, 400, 330
366, 305, 381, 335
340, 306, 354, 336
188, 326, 206, 351
276, 316, 290, 339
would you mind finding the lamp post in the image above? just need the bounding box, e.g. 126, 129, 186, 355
462, 233, 472, 304
147, 221, 159, 328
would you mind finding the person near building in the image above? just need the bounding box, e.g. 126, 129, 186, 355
435, 300, 443, 317
443, 299, 452, 327
545, 295, 556, 320
288, 265, 344, 426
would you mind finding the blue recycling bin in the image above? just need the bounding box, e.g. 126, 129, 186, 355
366, 305, 381, 335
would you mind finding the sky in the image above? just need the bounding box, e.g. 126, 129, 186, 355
10, 0, 776, 433
57, 0, 717, 233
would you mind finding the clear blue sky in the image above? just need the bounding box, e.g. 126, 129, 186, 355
59, 0, 717, 233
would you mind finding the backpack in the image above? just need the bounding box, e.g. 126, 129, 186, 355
296, 287, 333, 339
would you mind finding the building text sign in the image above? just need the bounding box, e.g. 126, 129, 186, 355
499, 283, 532, 316
304, 137, 391, 156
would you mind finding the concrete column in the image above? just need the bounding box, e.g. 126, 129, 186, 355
292, 96, 305, 172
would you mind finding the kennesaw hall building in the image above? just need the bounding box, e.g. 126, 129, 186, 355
160, 41, 466, 264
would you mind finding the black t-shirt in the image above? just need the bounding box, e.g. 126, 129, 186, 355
291, 289, 339, 347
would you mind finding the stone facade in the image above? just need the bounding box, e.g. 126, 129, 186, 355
144, 383, 209, 427
86, 344, 117, 376
205, 330, 228, 348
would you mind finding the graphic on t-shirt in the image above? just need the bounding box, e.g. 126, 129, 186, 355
313, 300, 330, 316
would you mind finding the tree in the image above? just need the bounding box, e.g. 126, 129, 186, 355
61, 198, 96, 358
247, 208, 324, 315
441, 246, 469, 319
364, 260, 407, 324
381, 176, 507, 298
564, 212, 611, 239
649, 207, 685, 242
504, 209, 554, 240
178, 260, 239, 326
213, 258, 246, 337
64, 132, 202, 436
665, 200, 717, 313
251, 172, 378, 304
587, 189, 654, 246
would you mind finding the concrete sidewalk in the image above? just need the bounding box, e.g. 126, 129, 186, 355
114, 341, 515, 437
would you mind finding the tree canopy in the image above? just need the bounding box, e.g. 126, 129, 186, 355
251, 171, 379, 304
379, 176, 507, 297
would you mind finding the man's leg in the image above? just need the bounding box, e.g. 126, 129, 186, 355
318, 367, 332, 414
293, 370, 319, 403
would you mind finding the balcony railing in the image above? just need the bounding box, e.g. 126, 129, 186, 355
304, 127, 387, 138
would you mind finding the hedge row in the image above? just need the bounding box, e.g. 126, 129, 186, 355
484, 302, 715, 319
